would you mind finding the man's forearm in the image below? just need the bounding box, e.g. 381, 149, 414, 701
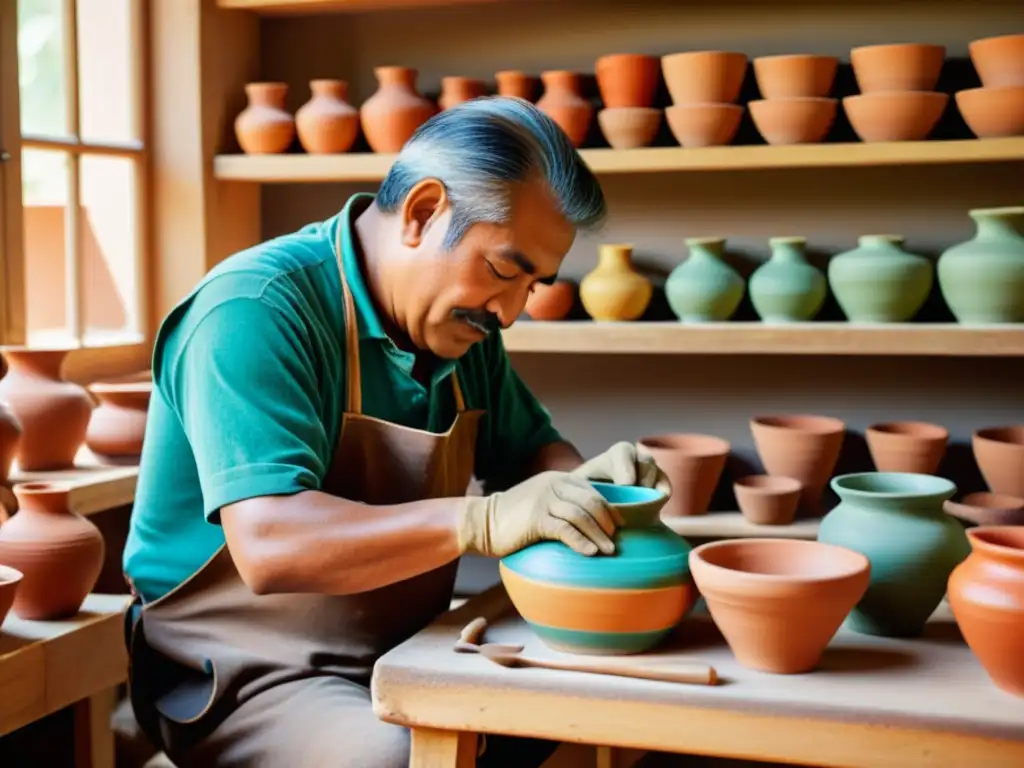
529, 439, 585, 474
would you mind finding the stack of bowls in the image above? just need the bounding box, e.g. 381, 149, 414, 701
844, 43, 949, 141
660, 51, 747, 148
595, 54, 663, 149
749, 54, 839, 144
957, 34, 1024, 139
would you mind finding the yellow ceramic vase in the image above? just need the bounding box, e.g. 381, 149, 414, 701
579, 244, 653, 321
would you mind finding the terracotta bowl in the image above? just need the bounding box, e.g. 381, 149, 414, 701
972, 426, 1024, 498
597, 107, 662, 149
753, 54, 838, 99
637, 433, 731, 518
524, 280, 576, 321
969, 33, 1024, 88
850, 43, 946, 93
690, 538, 870, 674
595, 53, 661, 108
661, 51, 748, 105
843, 91, 948, 142
733, 475, 802, 526
944, 491, 1024, 527
0, 565, 23, 628
665, 103, 743, 148
865, 420, 949, 475
956, 85, 1024, 138
749, 97, 837, 145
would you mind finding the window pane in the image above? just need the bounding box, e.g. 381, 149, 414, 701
81, 154, 140, 343
78, 0, 135, 143
22, 148, 71, 344
18, 0, 70, 136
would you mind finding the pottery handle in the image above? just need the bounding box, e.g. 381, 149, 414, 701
528, 656, 718, 686
458, 617, 488, 646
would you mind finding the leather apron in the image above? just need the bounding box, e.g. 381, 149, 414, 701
124, 225, 482, 765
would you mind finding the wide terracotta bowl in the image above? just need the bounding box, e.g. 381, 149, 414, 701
843, 91, 948, 142
969, 33, 1024, 88
597, 107, 662, 149
944, 492, 1024, 527
749, 97, 837, 145
753, 54, 838, 99
661, 51, 748, 105
972, 426, 1024, 498
956, 86, 1024, 139
865, 420, 948, 475
733, 475, 802, 526
0, 565, 24, 628
850, 43, 946, 93
690, 538, 870, 674
665, 103, 743, 148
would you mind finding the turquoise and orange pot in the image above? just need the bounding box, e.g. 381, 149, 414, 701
499, 482, 696, 655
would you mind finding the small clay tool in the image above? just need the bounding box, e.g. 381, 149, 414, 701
453, 617, 524, 655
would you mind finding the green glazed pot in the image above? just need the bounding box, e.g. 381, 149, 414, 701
937, 206, 1024, 324
827, 235, 933, 323
665, 237, 745, 323
817, 472, 969, 638
749, 237, 827, 323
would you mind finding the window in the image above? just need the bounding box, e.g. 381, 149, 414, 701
7, 0, 148, 349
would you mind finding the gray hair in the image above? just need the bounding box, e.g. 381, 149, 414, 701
376, 96, 607, 249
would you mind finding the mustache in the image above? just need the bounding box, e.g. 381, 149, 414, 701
451, 308, 501, 334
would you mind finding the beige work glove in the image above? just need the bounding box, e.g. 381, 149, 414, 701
457, 471, 625, 558
570, 441, 672, 495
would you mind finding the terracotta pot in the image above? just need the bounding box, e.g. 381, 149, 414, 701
0, 565, 22, 627
234, 82, 295, 155
597, 107, 662, 149
360, 66, 436, 153
579, 244, 652, 321
753, 54, 838, 99
0, 349, 93, 470
843, 91, 948, 142
972, 426, 1024, 498
664, 104, 743, 148
595, 53, 660, 108
968, 33, 1024, 88
956, 86, 1024, 139
733, 475, 802, 526
865, 421, 948, 475
85, 381, 151, 460
0, 482, 105, 620
0, 403, 22, 484
438, 76, 487, 110
295, 79, 359, 154
748, 97, 837, 145
850, 43, 946, 93
495, 70, 536, 101
944, 492, 1024, 528
536, 70, 593, 147
661, 51, 748, 104
500, 482, 696, 654
689, 538, 870, 674
637, 434, 730, 518
948, 526, 1024, 696
749, 414, 845, 516
524, 281, 576, 321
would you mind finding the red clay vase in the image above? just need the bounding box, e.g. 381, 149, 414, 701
495, 70, 536, 101
0, 482, 104, 620
536, 70, 593, 147
865, 421, 948, 475
972, 426, 1024, 498
0, 403, 22, 484
85, 381, 151, 461
0, 565, 22, 627
0, 349, 93, 470
637, 434, 730, 517
438, 76, 487, 110
524, 281, 576, 321
595, 53, 660, 108
360, 66, 436, 153
234, 82, 295, 155
295, 79, 359, 154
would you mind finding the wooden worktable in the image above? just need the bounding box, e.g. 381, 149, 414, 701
372, 585, 1024, 768
1, 449, 139, 517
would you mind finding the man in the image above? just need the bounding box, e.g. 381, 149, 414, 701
123, 96, 669, 767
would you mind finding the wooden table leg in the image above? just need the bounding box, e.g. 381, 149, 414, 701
410, 727, 478, 768
73, 687, 117, 768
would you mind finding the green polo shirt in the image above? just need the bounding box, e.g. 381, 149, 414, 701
123, 193, 563, 603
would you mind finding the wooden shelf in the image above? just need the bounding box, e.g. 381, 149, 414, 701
663, 511, 819, 540
217, 0, 501, 14
213, 139, 1024, 183
1, 449, 139, 517
499, 322, 1024, 357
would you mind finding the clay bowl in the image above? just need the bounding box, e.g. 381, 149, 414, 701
637, 433, 731, 518
843, 91, 948, 142
850, 43, 946, 93
661, 51, 748, 105
753, 54, 838, 99
595, 53, 661, 108
969, 33, 1024, 88
665, 103, 744, 148
690, 538, 870, 674
0, 565, 23, 628
597, 107, 662, 149
973, 426, 1024, 498
956, 86, 1024, 138
944, 492, 1024, 527
733, 475, 802, 526
748, 97, 837, 145
524, 280, 576, 321
865, 421, 948, 475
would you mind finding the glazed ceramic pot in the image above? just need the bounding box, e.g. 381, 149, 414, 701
85, 381, 151, 460
360, 66, 436, 153
295, 79, 359, 154
690, 538, 870, 674
500, 482, 696, 655
0, 349, 93, 470
495, 70, 536, 101
637, 434, 730, 518
827, 235, 933, 323
937, 207, 1024, 324
536, 70, 593, 147
0, 565, 22, 627
972, 426, 1024, 498
438, 76, 487, 110
753, 54, 838, 99
661, 51, 748, 104
0, 403, 22, 484
733, 475, 802, 526
948, 526, 1024, 696
819, 472, 968, 638
748, 237, 827, 322
597, 107, 662, 149
865, 421, 948, 475
234, 82, 295, 155
579, 244, 652, 321
0, 482, 105, 620
524, 281, 576, 321
665, 238, 745, 323
595, 53, 660, 108
850, 43, 946, 93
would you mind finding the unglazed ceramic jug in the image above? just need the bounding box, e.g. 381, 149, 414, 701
295, 79, 359, 154
827, 235, 933, 322
536, 70, 593, 147
360, 66, 436, 153
579, 244, 652, 321
85, 381, 151, 460
665, 238, 745, 322
234, 82, 295, 154
748, 237, 827, 322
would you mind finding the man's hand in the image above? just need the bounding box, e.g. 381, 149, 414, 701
570, 441, 672, 495
458, 471, 625, 558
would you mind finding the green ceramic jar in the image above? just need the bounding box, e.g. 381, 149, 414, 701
827, 235, 933, 323
665, 237, 745, 322
748, 237, 827, 323
817, 472, 969, 638
937, 206, 1024, 324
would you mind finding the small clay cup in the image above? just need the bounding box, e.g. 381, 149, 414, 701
944, 492, 1024, 527
524, 281, 576, 321
753, 54, 838, 99
734, 475, 802, 526
0, 565, 23, 627
597, 107, 662, 149
595, 53, 660, 108
850, 43, 946, 93
972, 426, 1024, 498
865, 421, 948, 475
843, 91, 948, 142
748, 97, 837, 145
661, 51, 748, 104
969, 34, 1024, 88
956, 86, 1024, 139
665, 104, 743, 148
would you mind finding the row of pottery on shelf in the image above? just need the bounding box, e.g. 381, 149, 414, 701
528, 205, 1024, 324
